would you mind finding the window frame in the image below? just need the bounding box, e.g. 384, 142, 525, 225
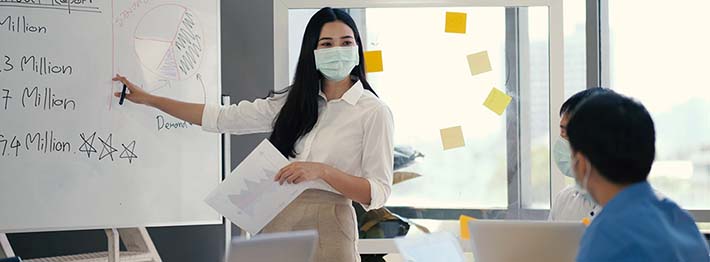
274, 0, 565, 220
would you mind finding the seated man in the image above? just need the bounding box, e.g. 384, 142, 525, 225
566, 92, 710, 261
550, 88, 610, 222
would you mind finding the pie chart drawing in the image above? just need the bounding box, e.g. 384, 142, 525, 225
134, 4, 203, 80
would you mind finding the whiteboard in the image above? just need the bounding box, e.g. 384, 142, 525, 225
0, 0, 222, 233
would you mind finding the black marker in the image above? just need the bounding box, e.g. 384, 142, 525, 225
119, 84, 127, 105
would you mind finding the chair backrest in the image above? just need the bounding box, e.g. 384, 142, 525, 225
226, 230, 317, 262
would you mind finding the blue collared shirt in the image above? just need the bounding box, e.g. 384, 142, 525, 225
577, 181, 710, 262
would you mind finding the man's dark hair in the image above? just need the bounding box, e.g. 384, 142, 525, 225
567, 92, 656, 185
560, 87, 612, 116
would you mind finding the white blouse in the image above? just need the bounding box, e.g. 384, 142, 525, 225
201, 81, 394, 210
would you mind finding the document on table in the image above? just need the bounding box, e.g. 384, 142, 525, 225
204, 139, 334, 234
394, 232, 467, 262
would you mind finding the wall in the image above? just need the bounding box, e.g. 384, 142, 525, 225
6, 0, 274, 261
221, 0, 276, 239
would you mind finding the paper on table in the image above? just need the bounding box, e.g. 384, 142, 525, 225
483, 87, 513, 116
440, 126, 465, 150
205, 139, 328, 234
394, 232, 467, 262
364, 50, 384, 73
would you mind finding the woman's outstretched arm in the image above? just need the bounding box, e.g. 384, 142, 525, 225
113, 74, 205, 125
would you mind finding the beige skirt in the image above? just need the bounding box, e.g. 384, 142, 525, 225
261, 189, 360, 262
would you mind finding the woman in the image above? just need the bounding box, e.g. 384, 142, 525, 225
113, 7, 393, 262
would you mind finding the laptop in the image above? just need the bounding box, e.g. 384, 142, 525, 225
226, 230, 318, 262
468, 220, 585, 262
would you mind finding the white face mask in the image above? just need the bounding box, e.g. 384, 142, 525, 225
314, 46, 359, 81
553, 138, 574, 178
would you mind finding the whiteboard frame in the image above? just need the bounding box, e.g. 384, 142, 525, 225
273, 0, 565, 212
0, 0, 224, 234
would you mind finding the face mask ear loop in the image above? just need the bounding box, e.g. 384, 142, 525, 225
572, 152, 580, 179
582, 159, 590, 191
583, 158, 598, 207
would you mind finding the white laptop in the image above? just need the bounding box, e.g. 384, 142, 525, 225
226, 230, 318, 262
468, 220, 585, 262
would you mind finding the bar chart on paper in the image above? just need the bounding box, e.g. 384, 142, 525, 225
228, 166, 283, 218
206, 140, 322, 234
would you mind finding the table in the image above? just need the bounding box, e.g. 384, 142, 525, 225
358, 238, 473, 255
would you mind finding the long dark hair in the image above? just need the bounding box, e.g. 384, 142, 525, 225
269, 7, 377, 158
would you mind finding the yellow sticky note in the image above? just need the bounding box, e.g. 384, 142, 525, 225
467, 51, 492, 76
483, 88, 512, 116
364, 50, 383, 73
440, 126, 465, 150
445, 12, 467, 34
459, 215, 477, 240
582, 217, 591, 226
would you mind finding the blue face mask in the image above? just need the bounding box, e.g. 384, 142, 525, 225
314, 46, 359, 81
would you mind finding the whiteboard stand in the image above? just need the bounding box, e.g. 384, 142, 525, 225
107, 229, 120, 261
220, 94, 248, 241
0, 233, 14, 258
0, 228, 161, 261
0, 228, 162, 262
218, 95, 253, 254
221, 95, 233, 258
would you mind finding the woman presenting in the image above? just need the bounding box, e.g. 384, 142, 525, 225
113, 7, 393, 262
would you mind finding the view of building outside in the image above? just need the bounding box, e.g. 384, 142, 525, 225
609, 0, 710, 209
362, 5, 587, 210
364, 7, 509, 209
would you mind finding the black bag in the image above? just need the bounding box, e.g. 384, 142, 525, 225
354, 205, 411, 262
